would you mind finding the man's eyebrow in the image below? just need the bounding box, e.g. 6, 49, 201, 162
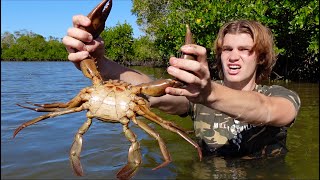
221, 45, 253, 49
239, 45, 253, 49
222, 45, 232, 49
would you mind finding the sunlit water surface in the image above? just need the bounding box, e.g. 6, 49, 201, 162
1, 62, 318, 179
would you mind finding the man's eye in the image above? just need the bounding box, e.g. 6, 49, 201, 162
239, 47, 252, 52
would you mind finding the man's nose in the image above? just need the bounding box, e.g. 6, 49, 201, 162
229, 50, 240, 61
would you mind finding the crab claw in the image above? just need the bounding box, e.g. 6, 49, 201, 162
78, 0, 112, 85
83, 0, 113, 39
133, 79, 184, 97
182, 24, 196, 60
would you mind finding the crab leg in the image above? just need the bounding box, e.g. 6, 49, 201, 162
132, 116, 171, 170
69, 115, 93, 176
134, 97, 188, 133
117, 117, 141, 179
79, 0, 112, 85
17, 103, 67, 112
25, 101, 69, 108
137, 104, 203, 161
13, 106, 85, 138
18, 88, 91, 110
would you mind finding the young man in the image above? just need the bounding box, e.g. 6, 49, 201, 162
63, 16, 300, 158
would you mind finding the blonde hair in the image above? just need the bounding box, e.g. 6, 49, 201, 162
213, 20, 277, 83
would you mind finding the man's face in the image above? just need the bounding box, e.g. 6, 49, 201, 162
221, 33, 258, 85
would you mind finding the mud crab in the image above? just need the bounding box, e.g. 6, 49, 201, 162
13, 0, 202, 179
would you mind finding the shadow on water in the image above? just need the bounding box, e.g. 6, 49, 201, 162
176, 155, 291, 179
1, 62, 319, 179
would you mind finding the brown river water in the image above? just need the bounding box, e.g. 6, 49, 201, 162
1, 62, 318, 179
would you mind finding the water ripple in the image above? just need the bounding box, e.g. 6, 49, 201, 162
1, 62, 319, 179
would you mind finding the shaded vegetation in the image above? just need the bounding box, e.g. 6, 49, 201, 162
132, 0, 319, 82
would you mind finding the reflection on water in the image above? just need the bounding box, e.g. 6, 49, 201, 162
182, 156, 290, 179
1, 62, 319, 179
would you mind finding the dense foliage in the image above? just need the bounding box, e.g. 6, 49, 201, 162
1, 0, 318, 82
1, 26, 161, 65
100, 22, 162, 65
1, 30, 68, 61
132, 0, 319, 81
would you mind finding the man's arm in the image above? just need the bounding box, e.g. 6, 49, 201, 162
205, 82, 299, 127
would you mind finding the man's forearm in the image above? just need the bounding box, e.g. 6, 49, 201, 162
205, 82, 294, 126
149, 95, 190, 115
97, 57, 152, 85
